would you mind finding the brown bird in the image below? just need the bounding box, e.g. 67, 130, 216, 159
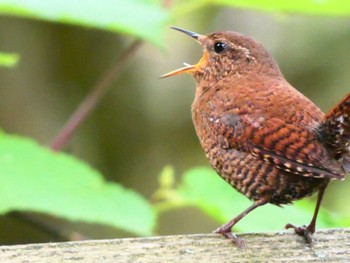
161, 27, 350, 247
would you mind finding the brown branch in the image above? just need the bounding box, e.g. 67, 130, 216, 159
50, 39, 143, 151
14, 40, 144, 242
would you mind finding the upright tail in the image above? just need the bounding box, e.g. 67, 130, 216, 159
316, 93, 350, 172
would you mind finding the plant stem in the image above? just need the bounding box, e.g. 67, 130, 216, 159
50, 39, 143, 151
21, 40, 144, 243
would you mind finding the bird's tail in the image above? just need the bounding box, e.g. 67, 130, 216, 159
317, 93, 350, 172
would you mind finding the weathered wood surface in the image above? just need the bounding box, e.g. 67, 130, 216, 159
0, 228, 349, 262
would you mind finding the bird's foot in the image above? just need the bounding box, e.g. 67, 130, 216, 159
213, 226, 246, 248
285, 223, 314, 245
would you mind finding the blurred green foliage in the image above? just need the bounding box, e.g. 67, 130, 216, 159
175, 0, 350, 16
0, 133, 155, 235
0, 0, 349, 241
0, 0, 349, 50
0, 52, 19, 67
0, 0, 170, 47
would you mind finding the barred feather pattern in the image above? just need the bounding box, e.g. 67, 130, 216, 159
192, 109, 329, 205
317, 93, 350, 172
192, 78, 345, 205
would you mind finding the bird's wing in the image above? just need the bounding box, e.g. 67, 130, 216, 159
209, 112, 345, 180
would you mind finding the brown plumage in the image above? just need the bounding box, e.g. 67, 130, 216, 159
162, 27, 350, 247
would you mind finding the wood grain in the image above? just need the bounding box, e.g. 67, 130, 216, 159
0, 228, 349, 262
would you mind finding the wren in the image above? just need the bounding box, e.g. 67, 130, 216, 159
161, 27, 350, 247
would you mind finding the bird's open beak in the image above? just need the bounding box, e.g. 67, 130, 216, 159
160, 27, 207, 78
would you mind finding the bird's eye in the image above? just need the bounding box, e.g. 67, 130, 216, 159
214, 42, 227, 53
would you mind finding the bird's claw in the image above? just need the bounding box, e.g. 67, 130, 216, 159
213, 227, 246, 248
285, 223, 314, 245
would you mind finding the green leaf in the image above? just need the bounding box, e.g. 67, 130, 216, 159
176, 167, 349, 232
0, 52, 19, 67
0, 0, 170, 47
0, 133, 155, 236
175, 0, 350, 16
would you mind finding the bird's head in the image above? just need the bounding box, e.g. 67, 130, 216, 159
161, 27, 280, 83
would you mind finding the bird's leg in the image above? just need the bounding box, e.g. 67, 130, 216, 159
285, 184, 328, 245
213, 199, 267, 248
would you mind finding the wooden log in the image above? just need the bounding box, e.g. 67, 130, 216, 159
0, 228, 349, 262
